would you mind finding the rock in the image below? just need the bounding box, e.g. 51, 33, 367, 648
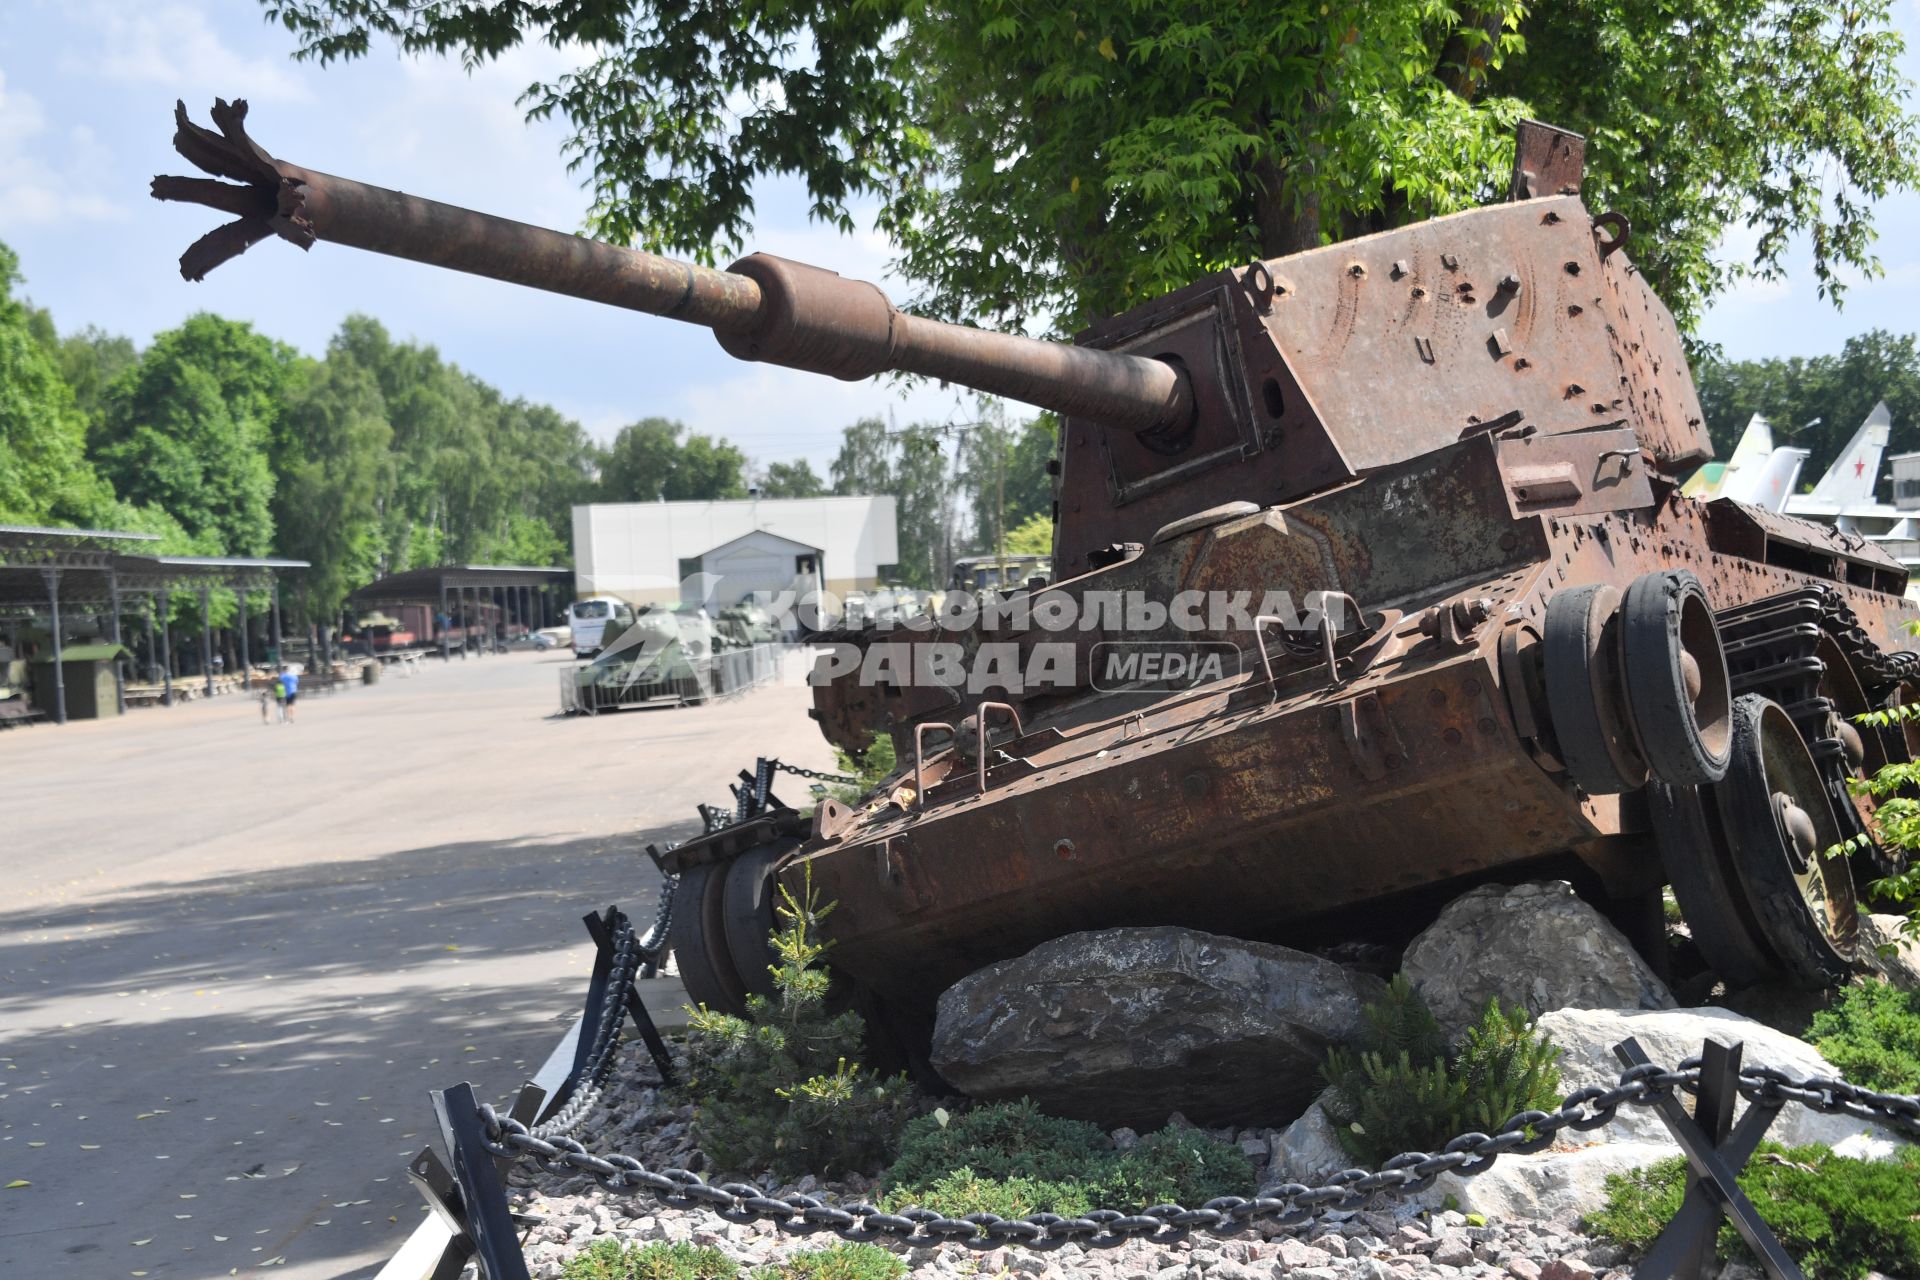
1275, 1239, 1332, 1269
1431, 1235, 1475, 1267
1834, 1130, 1906, 1162
1267, 1094, 1352, 1184
1540, 1261, 1594, 1280
1535, 1006, 1908, 1150
1402, 883, 1674, 1037
931, 927, 1384, 1127
1309, 1232, 1349, 1259
1506, 1258, 1542, 1280
1414, 1143, 1674, 1221
1862, 914, 1920, 990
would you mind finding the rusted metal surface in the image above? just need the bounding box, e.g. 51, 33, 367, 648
1510, 120, 1587, 199
153, 99, 1189, 436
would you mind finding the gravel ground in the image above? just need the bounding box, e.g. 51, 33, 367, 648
506, 1046, 1641, 1280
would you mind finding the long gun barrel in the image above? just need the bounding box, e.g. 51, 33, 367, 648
152, 99, 1191, 437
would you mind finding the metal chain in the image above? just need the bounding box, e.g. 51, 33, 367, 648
635, 881, 674, 961
533, 923, 646, 1141
769, 759, 860, 785
481, 1062, 1722, 1250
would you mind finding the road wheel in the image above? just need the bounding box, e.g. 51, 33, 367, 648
1714, 695, 1859, 988
1648, 779, 1777, 987
1544, 584, 1646, 795
722, 842, 795, 1000
1621, 570, 1732, 786
667, 860, 749, 1014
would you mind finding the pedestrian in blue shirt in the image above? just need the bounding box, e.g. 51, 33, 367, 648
279, 665, 300, 722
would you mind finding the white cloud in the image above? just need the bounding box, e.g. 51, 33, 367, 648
0, 71, 126, 226
71, 0, 309, 102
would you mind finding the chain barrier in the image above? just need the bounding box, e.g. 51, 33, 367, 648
635, 882, 674, 964
530, 922, 645, 1142
768, 759, 861, 786
477, 1058, 1798, 1252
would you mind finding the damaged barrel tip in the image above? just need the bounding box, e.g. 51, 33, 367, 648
151, 97, 314, 282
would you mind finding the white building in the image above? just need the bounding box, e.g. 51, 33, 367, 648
571, 495, 899, 608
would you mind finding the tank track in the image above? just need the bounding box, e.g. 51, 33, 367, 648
1714, 586, 1906, 881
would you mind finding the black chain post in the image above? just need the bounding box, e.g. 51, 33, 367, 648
409, 1084, 545, 1280
432, 1082, 535, 1280
1615, 1037, 1803, 1280
582, 906, 676, 1085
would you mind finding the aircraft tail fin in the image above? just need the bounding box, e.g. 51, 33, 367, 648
1806, 401, 1892, 507
1722, 446, 1809, 512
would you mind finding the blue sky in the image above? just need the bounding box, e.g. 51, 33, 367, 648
3, 0, 1919, 478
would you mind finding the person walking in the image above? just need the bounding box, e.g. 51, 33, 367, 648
279, 664, 300, 722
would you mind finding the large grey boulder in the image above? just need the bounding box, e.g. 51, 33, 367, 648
1403, 882, 1674, 1037
930, 927, 1384, 1129
1412, 1142, 1674, 1221
1535, 1006, 1908, 1151
1266, 1093, 1351, 1185
1862, 913, 1920, 990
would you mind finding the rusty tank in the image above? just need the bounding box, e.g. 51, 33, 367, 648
157, 102, 1920, 1059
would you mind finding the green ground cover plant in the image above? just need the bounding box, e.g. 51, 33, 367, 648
751, 1243, 907, 1280
1587, 1143, 1920, 1279
561, 1240, 739, 1280
1808, 979, 1920, 1093
878, 1097, 1252, 1218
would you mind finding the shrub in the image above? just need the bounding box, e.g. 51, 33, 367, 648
1586, 1142, 1920, 1280
681, 869, 914, 1177
879, 1098, 1253, 1217
830, 732, 898, 805
751, 1242, 906, 1280
1320, 975, 1562, 1165
561, 1240, 738, 1280
1808, 979, 1920, 1092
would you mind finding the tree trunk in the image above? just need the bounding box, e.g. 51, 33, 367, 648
1253, 154, 1324, 260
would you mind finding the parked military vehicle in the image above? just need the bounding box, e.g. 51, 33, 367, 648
158, 103, 1920, 1063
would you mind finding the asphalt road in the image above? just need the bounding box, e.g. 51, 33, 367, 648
0, 649, 838, 1279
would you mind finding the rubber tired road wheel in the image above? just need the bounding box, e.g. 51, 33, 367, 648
667, 860, 750, 1014
722, 842, 792, 999
1544, 583, 1645, 795
1714, 695, 1860, 988
1648, 779, 1778, 987
1621, 570, 1732, 787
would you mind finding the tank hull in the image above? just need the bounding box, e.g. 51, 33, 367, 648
773, 434, 1918, 1012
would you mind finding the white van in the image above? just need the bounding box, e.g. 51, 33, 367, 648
568, 596, 634, 658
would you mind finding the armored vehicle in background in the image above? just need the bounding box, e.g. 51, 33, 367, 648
158, 103, 1920, 1063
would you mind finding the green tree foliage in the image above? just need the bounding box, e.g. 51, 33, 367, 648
958, 407, 1054, 559
95, 313, 296, 556
1588, 1142, 1920, 1280
263, 0, 1915, 334
681, 872, 914, 1177
1002, 512, 1053, 558
829, 419, 954, 588
758, 459, 826, 499
599, 417, 746, 502
272, 354, 393, 619
1321, 976, 1562, 1165
1694, 331, 1920, 491
0, 243, 112, 524
325, 315, 593, 571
